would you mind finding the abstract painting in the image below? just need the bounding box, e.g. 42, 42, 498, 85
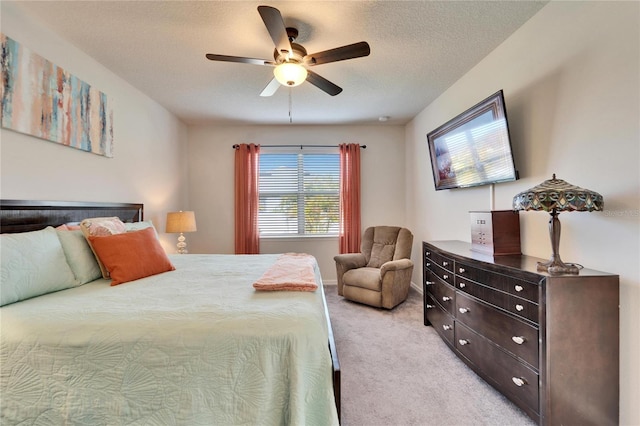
1, 34, 113, 157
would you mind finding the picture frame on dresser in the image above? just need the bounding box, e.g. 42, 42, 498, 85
423, 240, 619, 425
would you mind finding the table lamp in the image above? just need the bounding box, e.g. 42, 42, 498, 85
512, 174, 603, 274
165, 211, 197, 254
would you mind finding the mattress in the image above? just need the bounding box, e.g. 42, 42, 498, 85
0, 254, 338, 425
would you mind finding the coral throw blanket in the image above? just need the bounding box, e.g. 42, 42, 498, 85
253, 253, 318, 292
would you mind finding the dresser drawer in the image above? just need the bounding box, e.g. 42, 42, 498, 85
455, 277, 539, 324
455, 292, 539, 368
455, 322, 539, 415
424, 248, 454, 273
456, 261, 539, 303
425, 294, 455, 347
503, 295, 538, 324
426, 270, 456, 315
428, 262, 454, 286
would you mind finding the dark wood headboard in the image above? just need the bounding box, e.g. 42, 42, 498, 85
0, 200, 144, 233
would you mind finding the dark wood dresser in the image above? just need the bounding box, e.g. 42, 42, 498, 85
423, 240, 619, 425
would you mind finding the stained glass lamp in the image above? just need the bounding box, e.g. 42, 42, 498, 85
512, 174, 603, 274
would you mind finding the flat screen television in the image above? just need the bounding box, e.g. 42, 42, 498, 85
427, 90, 518, 190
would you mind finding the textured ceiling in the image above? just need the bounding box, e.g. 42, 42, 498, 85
10, 1, 547, 126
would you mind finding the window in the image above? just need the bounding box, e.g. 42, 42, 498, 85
259, 149, 340, 236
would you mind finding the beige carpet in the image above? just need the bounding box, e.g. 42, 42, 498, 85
324, 285, 536, 426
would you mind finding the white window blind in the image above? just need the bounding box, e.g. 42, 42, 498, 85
259, 149, 340, 236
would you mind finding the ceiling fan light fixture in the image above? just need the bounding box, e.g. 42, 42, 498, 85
274, 62, 308, 87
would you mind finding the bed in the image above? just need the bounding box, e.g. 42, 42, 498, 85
0, 200, 340, 425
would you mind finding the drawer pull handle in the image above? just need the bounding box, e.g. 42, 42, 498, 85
426, 281, 434, 286
515, 304, 524, 312
442, 325, 452, 331
458, 307, 470, 314
426, 304, 435, 309
442, 296, 451, 302
426, 251, 431, 256
443, 274, 449, 280
512, 377, 526, 387
426, 262, 431, 267
515, 285, 524, 292
459, 282, 466, 288
458, 339, 470, 346
512, 336, 525, 345
459, 267, 465, 273
442, 261, 449, 267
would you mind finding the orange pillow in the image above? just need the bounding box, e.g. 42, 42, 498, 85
88, 227, 175, 286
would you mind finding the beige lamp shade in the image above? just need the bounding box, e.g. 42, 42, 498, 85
165, 211, 197, 233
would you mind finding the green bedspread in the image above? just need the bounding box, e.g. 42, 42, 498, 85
0, 254, 339, 425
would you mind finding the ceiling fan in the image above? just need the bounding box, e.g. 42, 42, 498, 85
205, 5, 371, 97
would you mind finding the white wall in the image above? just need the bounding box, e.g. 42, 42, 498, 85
405, 2, 639, 423
0, 3, 189, 251
187, 124, 406, 281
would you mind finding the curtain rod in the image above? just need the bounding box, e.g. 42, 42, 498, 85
232, 144, 366, 149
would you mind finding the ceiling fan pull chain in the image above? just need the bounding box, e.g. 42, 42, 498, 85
289, 88, 293, 124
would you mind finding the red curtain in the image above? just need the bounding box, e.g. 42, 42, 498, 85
234, 143, 260, 254
339, 143, 361, 254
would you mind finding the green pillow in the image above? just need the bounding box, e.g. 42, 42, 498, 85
125, 220, 159, 238
56, 229, 102, 284
1, 227, 78, 306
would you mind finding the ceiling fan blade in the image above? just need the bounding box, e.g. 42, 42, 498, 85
260, 77, 280, 97
306, 70, 343, 96
205, 53, 274, 66
304, 41, 370, 66
257, 6, 292, 56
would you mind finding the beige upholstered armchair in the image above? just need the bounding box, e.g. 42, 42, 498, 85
334, 226, 414, 309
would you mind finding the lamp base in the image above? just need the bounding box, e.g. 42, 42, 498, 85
176, 233, 188, 255
537, 258, 579, 275
539, 208, 580, 274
